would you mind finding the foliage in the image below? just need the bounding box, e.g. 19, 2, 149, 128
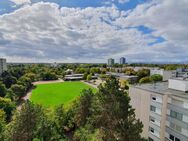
41, 71, 58, 81
0, 82, 7, 97
0, 110, 6, 140
0, 97, 15, 121
137, 69, 150, 80
90, 76, 143, 141
10, 84, 26, 99
150, 74, 163, 82
139, 76, 152, 84
87, 74, 92, 81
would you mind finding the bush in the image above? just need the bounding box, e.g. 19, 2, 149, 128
150, 74, 163, 82
139, 77, 152, 84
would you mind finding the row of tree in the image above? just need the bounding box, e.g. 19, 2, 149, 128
0, 76, 146, 141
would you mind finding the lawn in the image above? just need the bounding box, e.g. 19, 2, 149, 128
30, 81, 97, 107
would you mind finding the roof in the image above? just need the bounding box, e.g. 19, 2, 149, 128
132, 82, 188, 99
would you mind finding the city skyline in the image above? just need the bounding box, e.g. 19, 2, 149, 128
0, 0, 188, 63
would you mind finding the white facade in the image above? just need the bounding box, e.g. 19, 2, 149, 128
168, 78, 188, 92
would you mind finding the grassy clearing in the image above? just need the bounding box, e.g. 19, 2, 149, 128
30, 81, 97, 107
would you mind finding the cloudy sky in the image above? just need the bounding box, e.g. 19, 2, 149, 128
0, 0, 187, 63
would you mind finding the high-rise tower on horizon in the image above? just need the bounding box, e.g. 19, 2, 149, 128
0, 58, 7, 75
107, 58, 115, 66
120, 57, 126, 64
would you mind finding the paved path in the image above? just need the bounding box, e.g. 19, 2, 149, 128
81, 81, 98, 89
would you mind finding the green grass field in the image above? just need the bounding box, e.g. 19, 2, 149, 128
30, 81, 97, 107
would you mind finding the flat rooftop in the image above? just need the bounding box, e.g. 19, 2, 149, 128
133, 82, 188, 99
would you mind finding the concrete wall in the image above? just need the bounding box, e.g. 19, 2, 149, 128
168, 79, 188, 92
129, 87, 151, 138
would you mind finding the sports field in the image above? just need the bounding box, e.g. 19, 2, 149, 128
30, 81, 97, 107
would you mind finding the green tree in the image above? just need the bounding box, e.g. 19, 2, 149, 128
0, 97, 15, 121
91, 76, 143, 141
87, 74, 92, 81
2, 75, 17, 88
0, 110, 6, 140
10, 84, 26, 99
75, 89, 94, 127
150, 74, 163, 82
5, 101, 42, 141
137, 69, 150, 80
139, 76, 152, 84
0, 82, 7, 97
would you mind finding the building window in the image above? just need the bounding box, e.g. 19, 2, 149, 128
175, 138, 180, 141
170, 122, 182, 132
170, 110, 183, 121
150, 105, 156, 112
152, 96, 156, 101
169, 134, 181, 141
149, 127, 154, 133
150, 117, 155, 123
169, 134, 174, 140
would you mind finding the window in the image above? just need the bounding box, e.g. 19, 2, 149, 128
152, 97, 156, 101
170, 110, 183, 121
175, 138, 180, 141
170, 134, 174, 140
170, 122, 182, 132
169, 134, 181, 141
150, 117, 155, 123
149, 137, 154, 141
149, 127, 154, 133
150, 105, 156, 112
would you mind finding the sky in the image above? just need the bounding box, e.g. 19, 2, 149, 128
0, 0, 188, 63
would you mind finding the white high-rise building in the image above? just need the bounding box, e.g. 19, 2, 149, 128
0, 58, 7, 75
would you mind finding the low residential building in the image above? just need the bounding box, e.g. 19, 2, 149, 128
0, 58, 7, 75
107, 72, 138, 84
64, 74, 84, 81
150, 69, 174, 81
129, 78, 188, 141
64, 74, 97, 81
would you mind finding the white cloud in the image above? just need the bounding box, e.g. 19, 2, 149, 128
118, 0, 129, 4
0, 1, 188, 63
10, 0, 31, 5
0, 2, 155, 63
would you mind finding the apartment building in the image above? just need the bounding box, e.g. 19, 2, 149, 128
129, 78, 188, 141
120, 57, 126, 64
107, 58, 115, 66
0, 58, 7, 75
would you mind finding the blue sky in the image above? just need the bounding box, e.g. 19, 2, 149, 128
0, 0, 187, 63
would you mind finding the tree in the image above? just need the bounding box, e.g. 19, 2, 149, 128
0, 97, 15, 121
0, 110, 6, 140
2, 75, 17, 88
137, 69, 150, 80
10, 84, 26, 99
75, 89, 94, 127
18, 76, 32, 91
83, 73, 88, 80
41, 71, 58, 81
87, 74, 92, 81
139, 76, 152, 84
5, 101, 43, 141
150, 74, 163, 82
91, 76, 143, 141
0, 82, 7, 97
